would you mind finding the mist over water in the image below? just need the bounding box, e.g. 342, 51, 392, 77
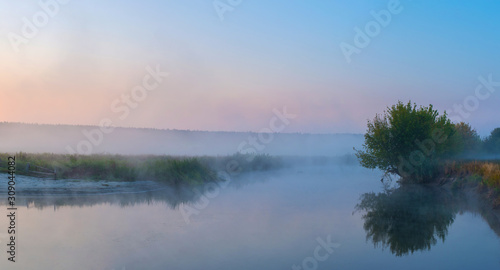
0, 123, 363, 156
2, 0, 499, 268
1, 163, 500, 270
0, 123, 499, 269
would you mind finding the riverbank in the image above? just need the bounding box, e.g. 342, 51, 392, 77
0, 173, 165, 196
441, 160, 500, 208
0, 152, 283, 186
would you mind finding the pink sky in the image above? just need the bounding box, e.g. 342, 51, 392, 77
1, 1, 498, 136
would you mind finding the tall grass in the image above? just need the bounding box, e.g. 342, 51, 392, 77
144, 157, 217, 185
442, 160, 500, 207
0, 152, 217, 185
442, 160, 500, 188
0, 152, 282, 186
199, 153, 283, 173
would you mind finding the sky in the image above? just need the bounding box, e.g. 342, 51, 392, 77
0, 0, 499, 136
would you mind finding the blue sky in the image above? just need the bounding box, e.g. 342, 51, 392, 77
0, 0, 499, 136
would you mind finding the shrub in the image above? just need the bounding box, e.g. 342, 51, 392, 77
355, 101, 458, 183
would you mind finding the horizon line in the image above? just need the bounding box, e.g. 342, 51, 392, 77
0, 121, 364, 136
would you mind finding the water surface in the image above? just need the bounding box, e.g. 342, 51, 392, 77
1, 165, 499, 269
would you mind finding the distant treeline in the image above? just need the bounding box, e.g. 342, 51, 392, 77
453, 123, 500, 158
444, 125, 500, 203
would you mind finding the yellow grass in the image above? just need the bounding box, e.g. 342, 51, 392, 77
443, 160, 500, 189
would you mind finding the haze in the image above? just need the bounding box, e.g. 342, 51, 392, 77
1, 1, 499, 136
0, 123, 363, 156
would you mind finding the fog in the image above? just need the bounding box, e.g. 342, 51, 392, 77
0, 122, 363, 156
2, 165, 500, 270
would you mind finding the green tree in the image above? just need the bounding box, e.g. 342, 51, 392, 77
454, 122, 481, 155
484, 128, 500, 154
355, 101, 458, 183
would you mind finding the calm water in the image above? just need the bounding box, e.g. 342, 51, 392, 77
1, 165, 500, 269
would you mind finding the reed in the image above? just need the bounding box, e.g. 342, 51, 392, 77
0, 152, 282, 186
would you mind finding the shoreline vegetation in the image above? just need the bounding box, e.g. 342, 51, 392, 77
356, 101, 500, 208
0, 152, 284, 186
0, 152, 360, 187
441, 160, 500, 207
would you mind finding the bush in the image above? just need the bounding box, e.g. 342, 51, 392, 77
355, 101, 458, 183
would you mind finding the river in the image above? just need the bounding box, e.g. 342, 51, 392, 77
0, 164, 499, 269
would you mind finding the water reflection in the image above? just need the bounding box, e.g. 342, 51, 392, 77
356, 185, 500, 256
0, 171, 275, 210
0, 185, 205, 210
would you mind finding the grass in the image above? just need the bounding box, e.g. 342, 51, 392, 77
442, 160, 500, 207
0, 152, 283, 186
442, 160, 500, 188
199, 153, 283, 173
144, 157, 217, 186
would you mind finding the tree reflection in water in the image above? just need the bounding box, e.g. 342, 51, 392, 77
356, 185, 463, 256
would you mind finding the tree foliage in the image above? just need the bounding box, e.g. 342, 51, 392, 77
484, 128, 500, 154
453, 122, 482, 155
355, 101, 458, 183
